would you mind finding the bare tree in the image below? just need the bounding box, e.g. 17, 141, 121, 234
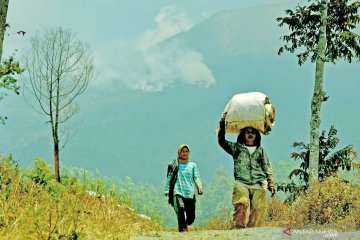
24, 27, 94, 182
277, 0, 360, 184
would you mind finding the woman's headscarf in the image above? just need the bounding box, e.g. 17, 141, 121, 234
177, 144, 190, 163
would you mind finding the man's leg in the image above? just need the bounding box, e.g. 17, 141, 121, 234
248, 188, 267, 227
232, 181, 250, 228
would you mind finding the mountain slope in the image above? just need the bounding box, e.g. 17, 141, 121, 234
1, 2, 359, 185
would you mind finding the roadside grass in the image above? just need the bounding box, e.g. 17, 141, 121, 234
0, 154, 163, 239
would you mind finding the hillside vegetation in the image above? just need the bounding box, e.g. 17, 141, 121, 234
0, 153, 163, 239
0, 152, 359, 239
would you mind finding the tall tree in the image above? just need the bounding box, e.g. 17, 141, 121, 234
0, 0, 9, 62
277, 0, 360, 184
0, 0, 24, 124
24, 27, 94, 182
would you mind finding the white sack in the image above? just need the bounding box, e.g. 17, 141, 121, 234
219, 92, 275, 135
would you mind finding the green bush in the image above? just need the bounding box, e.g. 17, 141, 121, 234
25, 157, 54, 185
277, 126, 356, 203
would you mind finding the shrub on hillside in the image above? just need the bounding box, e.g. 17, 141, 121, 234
202, 202, 232, 230
0, 153, 20, 190
276, 126, 357, 203
266, 198, 294, 227
25, 157, 53, 185
294, 177, 360, 230
266, 177, 360, 231
0, 154, 163, 239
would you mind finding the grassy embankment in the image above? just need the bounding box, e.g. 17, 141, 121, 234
0, 154, 163, 239
1, 153, 359, 239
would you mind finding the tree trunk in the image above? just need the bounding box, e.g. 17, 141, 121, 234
54, 137, 60, 183
309, 0, 328, 185
0, 0, 9, 62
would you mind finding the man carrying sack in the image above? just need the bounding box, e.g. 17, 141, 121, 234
217, 92, 276, 229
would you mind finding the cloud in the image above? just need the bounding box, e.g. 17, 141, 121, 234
175, 46, 215, 88
136, 5, 193, 51
130, 40, 215, 92
94, 6, 215, 92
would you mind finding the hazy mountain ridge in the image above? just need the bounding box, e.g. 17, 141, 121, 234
1, 3, 359, 185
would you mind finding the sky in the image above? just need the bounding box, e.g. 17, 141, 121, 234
5, 0, 270, 92
1, 0, 359, 184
